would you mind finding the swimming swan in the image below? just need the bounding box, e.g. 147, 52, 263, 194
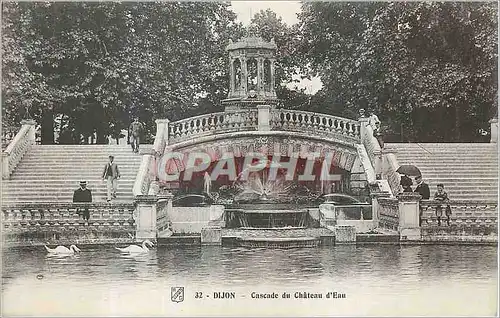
44, 244, 81, 254
115, 240, 154, 254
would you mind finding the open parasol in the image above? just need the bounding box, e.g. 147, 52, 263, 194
396, 164, 421, 177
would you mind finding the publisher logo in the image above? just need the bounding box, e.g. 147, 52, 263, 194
171, 286, 185, 303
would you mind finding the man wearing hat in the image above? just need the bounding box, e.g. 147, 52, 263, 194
102, 155, 121, 202
73, 181, 92, 221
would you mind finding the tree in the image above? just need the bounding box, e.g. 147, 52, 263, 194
248, 9, 307, 108
298, 2, 497, 142
2, 2, 242, 144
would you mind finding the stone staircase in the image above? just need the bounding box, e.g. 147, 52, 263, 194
2, 145, 151, 204
387, 143, 498, 201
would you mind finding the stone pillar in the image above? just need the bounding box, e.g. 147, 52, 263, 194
229, 58, 235, 94
256, 57, 263, 95
241, 57, 248, 94
373, 149, 383, 179
396, 192, 422, 241
154, 119, 170, 156
134, 195, 158, 241
257, 105, 271, 131
156, 192, 173, 237
490, 117, 498, 143
270, 58, 276, 96
370, 191, 391, 225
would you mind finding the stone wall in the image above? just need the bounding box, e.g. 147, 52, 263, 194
336, 219, 377, 233
169, 205, 225, 234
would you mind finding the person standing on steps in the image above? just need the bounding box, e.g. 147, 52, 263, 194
73, 181, 92, 223
400, 173, 413, 193
434, 183, 450, 226
102, 155, 121, 202
129, 117, 144, 153
414, 175, 430, 199
367, 110, 381, 133
414, 175, 430, 226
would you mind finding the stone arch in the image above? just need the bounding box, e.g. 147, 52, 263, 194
167, 134, 359, 173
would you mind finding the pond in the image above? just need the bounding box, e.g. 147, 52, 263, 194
2, 244, 498, 316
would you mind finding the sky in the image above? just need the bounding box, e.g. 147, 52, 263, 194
229, 1, 323, 94
230, 1, 302, 26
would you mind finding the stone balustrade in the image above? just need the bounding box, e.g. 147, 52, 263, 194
2, 202, 136, 245
2, 120, 36, 179
169, 110, 259, 144
2, 125, 19, 149
377, 197, 400, 231
420, 200, 498, 229
133, 155, 154, 196
381, 149, 401, 196
167, 109, 362, 145
271, 109, 361, 140
359, 118, 380, 169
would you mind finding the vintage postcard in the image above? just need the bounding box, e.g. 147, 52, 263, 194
1, 1, 498, 316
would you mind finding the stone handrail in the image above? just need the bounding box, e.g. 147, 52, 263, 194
382, 149, 401, 196
377, 197, 399, 231
271, 109, 361, 140
169, 110, 259, 144
360, 120, 381, 169
2, 120, 36, 179
2, 202, 135, 229
2, 125, 19, 149
133, 154, 154, 196
420, 200, 498, 228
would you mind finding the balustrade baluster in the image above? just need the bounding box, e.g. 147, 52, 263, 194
208, 116, 215, 130
180, 122, 187, 137
312, 115, 319, 130
306, 113, 313, 128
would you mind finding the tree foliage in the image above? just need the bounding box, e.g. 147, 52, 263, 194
2, 2, 242, 143
2, 2, 497, 144
298, 2, 498, 142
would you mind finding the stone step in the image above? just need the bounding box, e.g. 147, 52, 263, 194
1, 198, 134, 204
12, 170, 140, 175
21, 156, 144, 161
8, 179, 137, 185
397, 157, 498, 163
419, 171, 498, 175
9, 176, 139, 181
2, 186, 132, 196
16, 162, 140, 171
396, 160, 498, 164
29, 145, 152, 149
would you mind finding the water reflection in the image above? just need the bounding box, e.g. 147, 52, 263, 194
2, 244, 498, 316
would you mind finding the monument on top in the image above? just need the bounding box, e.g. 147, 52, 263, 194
222, 36, 278, 111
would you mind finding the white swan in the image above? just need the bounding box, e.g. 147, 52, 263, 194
45, 244, 81, 255
115, 240, 154, 254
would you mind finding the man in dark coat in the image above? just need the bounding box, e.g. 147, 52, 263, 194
129, 117, 144, 153
102, 155, 121, 202
413, 175, 430, 226
73, 181, 92, 221
400, 174, 413, 193
414, 175, 430, 199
